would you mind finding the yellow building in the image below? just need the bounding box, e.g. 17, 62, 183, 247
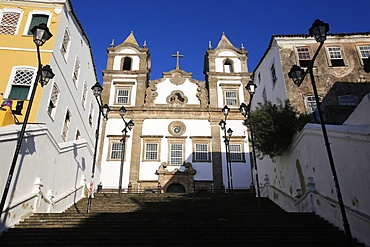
0, 0, 58, 126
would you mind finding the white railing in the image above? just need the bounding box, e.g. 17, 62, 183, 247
261, 176, 370, 246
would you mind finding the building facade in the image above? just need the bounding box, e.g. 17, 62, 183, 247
99, 32, 253, 193
0, 0, 100, 230
252, 33, 370, 124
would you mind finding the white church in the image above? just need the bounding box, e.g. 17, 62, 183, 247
98, 32, 254, 193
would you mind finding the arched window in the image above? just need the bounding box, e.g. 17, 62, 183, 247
62, 110, 71, 141
122, 57, 132, 71
223, 59, 233, 73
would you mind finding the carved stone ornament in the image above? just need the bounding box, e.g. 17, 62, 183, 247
170, 72, 186, 85
168, 121, 186, 136
166, 90, 188, 106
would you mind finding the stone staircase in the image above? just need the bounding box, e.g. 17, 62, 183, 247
0, 192, 363, 246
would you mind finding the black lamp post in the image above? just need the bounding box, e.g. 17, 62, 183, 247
239, 80, 260, 198
0, 23, 54, 218
219, 105, 233, 192
118, 106, 134, 197
86, 82, 110, 213
288, 19, 353, 246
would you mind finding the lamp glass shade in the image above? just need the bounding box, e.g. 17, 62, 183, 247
246, 81, 257, 96
31, 23, 52, 46
119, 106, 127, 117
101, 104, 110, 119
127, 120, 135, 130
40, 65, 55, 87
91, 82, 103, 97
222, 105, 230, 116
238, 103, 248, 117
227, 128, 233, 137
288, 65, 305, 87
309, 19, 329, 43
219, 120, 226, 130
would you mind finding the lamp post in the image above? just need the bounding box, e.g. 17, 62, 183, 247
219, 105, 233, 192
0, 23, 55, 218
86, 82, 110, 213
118, 106, 134, 197
239, 80, 260, 198
288, 19, 353, 246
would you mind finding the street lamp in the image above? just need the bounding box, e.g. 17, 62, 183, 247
219, 105, 233, 192
0, 23, 54, 218
288, 19, 353, 246
239, 80, 260, 198
87, 82, 110, 213
118, 106, 134, 197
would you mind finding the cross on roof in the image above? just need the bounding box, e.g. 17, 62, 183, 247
172, 51, 184, 69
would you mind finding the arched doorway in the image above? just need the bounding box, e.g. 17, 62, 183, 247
166, 183, 186, 193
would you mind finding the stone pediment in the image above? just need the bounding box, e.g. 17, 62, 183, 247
145, 69, 209, 108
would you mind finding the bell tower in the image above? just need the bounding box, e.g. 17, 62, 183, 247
204, 33, 250, 108
102, 32, 150, 107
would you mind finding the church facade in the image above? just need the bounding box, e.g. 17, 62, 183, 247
99, 32, 253, 193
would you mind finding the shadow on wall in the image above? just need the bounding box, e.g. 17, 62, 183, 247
1, 133, 36, 226
321, 82, 370, 124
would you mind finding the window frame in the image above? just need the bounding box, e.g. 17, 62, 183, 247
72, 57, 80, 88
191, 137, 211, 163
115, 88, 131, 105
167, 137, 186, 166
0, 8, 23, 35
337, 95, 359, 106
357, 45, 370, 65
47, 82, 60, 119
107, 136, 129, 161
23, 10, 51, 36
113, 81, 134, 105
304, 95, 322, 114
60, 28, 71, 60
296, 46, 312, 67
270, 62, 278, 88
142, 136, 162, 162
326, 46, 346, 67
228, 140, 245, 162
219, 83, 241, 107
4, 66, 37, 100
61, 110, 71, 141
81, 81, 87, 109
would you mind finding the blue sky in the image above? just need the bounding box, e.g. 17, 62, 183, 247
71, 0, 370, 82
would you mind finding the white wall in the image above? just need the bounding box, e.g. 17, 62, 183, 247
0, 124, 95, 231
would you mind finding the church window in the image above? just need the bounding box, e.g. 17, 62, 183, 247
142, 136, 162, 161
327, 47, 345, 67
358, 45, 370, 64
47, 83, 60, 119
72, 57, 80, 87
60, 29, 71, 59
296, 46, 311, 67
225, 91, 238, 106
26, 14, 48, 35
122, 57, 132, 70
223, 59, 234, 73
145, 143, 159, 160
270, 63, 277, 87
116, 89, 130, 104
61, 110, 71, 141
191, 137, 211, 162
170, 143, 183, 165
7, 67, 36, 100
110, 142, 123, 160
81, 81, 87, 109
0, 10, 21, 35
229, 143, 243, 162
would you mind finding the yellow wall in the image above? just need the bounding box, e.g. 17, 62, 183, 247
0, 1, 60, 126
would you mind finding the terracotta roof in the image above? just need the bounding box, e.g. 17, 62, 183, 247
253, 32, 370, 74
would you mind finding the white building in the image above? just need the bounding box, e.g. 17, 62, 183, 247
99, 32, 253, 193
